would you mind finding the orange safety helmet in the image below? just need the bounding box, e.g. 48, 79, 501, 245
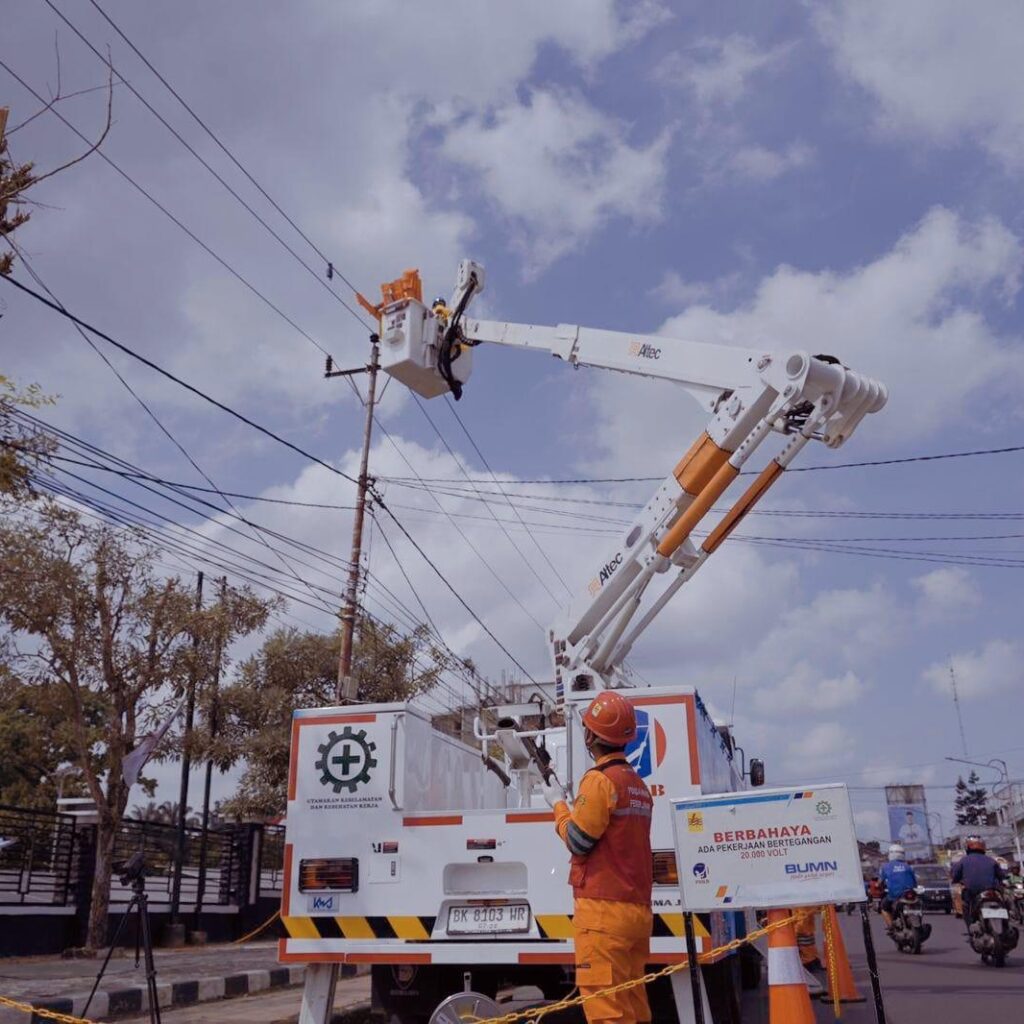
582, 691, 637, 746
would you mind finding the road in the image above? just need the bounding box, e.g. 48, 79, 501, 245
832, 909, 1024, 1023
114, 912, 1023, 1024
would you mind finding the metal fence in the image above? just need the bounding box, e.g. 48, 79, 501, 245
0, 804, 77, 906
0, 805, 285, 910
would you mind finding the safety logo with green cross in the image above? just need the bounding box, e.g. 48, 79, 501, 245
316, 726, 378, 793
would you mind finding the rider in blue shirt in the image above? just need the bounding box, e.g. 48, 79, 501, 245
952, 835, 1006, 923
880, 844, 917, 931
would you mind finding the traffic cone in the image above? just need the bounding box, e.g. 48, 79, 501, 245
767, 909, 816, 1024
821, 904, 866, 1003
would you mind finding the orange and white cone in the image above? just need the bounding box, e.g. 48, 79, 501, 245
822, 904, 866, 1003
767, 909, 816, 1024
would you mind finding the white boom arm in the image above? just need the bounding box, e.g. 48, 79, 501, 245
376, 260, 887, 696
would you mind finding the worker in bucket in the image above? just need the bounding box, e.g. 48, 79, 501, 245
543, 692, 654, 1024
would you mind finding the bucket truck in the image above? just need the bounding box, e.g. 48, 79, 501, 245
283, 262, 887, 1023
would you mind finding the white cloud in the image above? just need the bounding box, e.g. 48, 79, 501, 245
752, 664, 865, 714
922, 639, 1021, 699
816, 0, 1024, 168
725, 141, 814, 181
651, 270, 743, 306
854, 809, 887, 838
859, 762, 937, 788
617, 207, 1022, 448
656, 35, 793, 105
440, 90, 673, 272
912, 567, 981, 619
789, 722, 856, 772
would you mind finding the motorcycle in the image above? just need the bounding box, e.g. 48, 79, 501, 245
889, 888, 931, 955
967, 888, 1020, 967
1008, 881, 1024, 925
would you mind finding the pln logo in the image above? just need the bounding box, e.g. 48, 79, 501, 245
687, 812, 704, 834
625, 708, 667, 779
692, 862, 709, 883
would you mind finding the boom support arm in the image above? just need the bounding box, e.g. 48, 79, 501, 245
374, 261, 887, 696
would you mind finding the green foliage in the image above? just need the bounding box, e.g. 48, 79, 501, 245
213, 618, 447, 820
954, 771, 990, 826
0, 375, 56, 499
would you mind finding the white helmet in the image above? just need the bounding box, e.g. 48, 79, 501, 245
888, 843, 905, 861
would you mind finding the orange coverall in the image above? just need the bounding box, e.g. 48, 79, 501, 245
553, 754, 653, 1024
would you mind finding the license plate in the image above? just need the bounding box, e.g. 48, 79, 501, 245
447, 902, 531, 934
981, 907, 1009, 920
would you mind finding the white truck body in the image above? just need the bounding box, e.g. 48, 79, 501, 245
280, 684, 744, 970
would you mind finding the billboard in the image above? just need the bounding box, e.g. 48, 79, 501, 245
670, 784, 865, 911
885, 785, 932, 863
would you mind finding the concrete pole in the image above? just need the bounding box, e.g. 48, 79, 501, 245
337, 336, 379, 703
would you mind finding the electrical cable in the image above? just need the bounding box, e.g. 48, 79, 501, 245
85, 0, 364, 299
414, 394, 564, 607
445, 396, 574, 598
0, 58, 333, 358
43, 0, 370, 335
1, 274, 358, 484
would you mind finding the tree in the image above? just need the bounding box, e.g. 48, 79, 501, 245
2, 63, 113, 277
212, 618, 449, 820
0, 376, 56, 500
0, 503, 273, 950
954, 771, 989, 826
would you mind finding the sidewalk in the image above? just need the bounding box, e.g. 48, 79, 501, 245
0, 941, 340, 1024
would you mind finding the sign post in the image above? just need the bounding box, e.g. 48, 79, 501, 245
670, 784, 885, 1023
670, 784, 866, 911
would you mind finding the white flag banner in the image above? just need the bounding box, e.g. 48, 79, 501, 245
122, 700, 184, 789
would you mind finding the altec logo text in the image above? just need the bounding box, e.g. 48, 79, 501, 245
785, 861, 838, 875
628, 341, 661, 360
588, 552, 623, 595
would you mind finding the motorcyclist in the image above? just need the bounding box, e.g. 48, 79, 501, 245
879, 843, 917, 932
953, 836, 1007, 924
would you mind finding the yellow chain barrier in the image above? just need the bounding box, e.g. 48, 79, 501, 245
0, 995, 99, 1024
232, 907, 281, 945
465, 909, 813, 1024
822, 906, 841, 1019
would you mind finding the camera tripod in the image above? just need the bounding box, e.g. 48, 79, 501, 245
83, 868, 162, 1024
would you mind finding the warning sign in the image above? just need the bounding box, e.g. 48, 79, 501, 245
670, 784, 865, 911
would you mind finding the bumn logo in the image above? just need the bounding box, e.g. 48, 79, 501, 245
316, 726, 377, 793
785, 861, 838, 875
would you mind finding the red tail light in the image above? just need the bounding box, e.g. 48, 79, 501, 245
299, 857, 359, 893
653, 851, 678, 886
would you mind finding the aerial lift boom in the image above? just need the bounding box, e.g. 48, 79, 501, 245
372, 260, 887, 696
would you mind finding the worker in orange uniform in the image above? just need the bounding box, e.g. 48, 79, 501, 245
543, 692, 654, 1024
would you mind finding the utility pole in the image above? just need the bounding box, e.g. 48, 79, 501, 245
194, 575, 227, 933
168, 570, 203, 942
325, 335, 380, 702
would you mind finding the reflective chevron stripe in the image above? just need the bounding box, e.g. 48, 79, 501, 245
284, 912, 707, 941
282, 915, 437, 940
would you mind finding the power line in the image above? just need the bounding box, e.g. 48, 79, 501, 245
444, 396, 573, 598
86, 0, 364, 299
11, 247, 340, 619
1, 274, 358, 484
43, 0, 370, 337
373, 494, 539, 683
381, 441, 1024, 486
0, 57, 332, 357
414, 394, 564, 607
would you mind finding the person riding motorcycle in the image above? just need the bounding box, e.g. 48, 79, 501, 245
543, 692, 654, 1024
953, 836, 1007, 925
879, 843, 917, 932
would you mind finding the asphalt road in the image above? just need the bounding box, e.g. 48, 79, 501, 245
837, 909, 1024, 1023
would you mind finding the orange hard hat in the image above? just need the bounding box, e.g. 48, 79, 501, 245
582, 691, 637, 745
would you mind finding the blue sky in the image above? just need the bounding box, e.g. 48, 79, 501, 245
3, 1, 1023, 839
